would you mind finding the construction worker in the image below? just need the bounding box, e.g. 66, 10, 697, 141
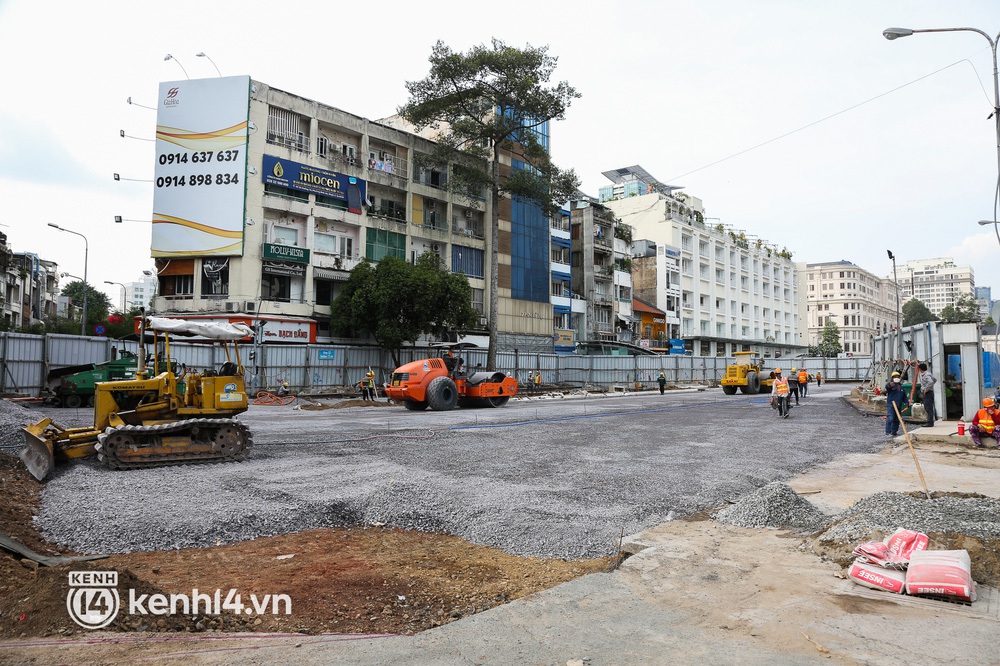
816, 371, 822, 387
884, 371, 906, 437
970, 397, 999, 448
657, 371, 666, 395
362, 371, 375, 401
533, 371, 541, 391
917, 362, 937, 427
788, 367, 801, 405
770, 368, 790, 418
798, 368, 809, 398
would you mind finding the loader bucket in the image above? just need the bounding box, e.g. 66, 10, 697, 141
20, 419, 55, 481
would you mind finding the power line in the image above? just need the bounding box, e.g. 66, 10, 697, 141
667, 58, 987, 182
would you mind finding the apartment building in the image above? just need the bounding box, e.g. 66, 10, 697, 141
802, 260, 898, 356
601, 167, 801, 357
1, 238, 60, 330
630, 239, 681, 342
896, 257, 975, 316
569, 200, 634, 342
148, 76, 556, 350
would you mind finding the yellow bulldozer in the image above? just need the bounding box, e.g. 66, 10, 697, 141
20, 316, 254, 481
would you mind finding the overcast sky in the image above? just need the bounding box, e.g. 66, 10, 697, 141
1, 0, 998, 309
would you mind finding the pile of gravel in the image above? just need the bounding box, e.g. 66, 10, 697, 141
816, 491, 1000, 544
0, 399, 39, 451
712, 482, 828, 530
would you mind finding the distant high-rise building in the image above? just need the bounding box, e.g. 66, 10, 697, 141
895, 257, 974, 317
802, 260, 898, 356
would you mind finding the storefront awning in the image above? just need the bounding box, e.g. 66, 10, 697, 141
313, 267, 351, 281
617, 314, 639, 323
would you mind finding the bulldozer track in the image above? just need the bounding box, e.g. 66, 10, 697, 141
94, 418, 253, 471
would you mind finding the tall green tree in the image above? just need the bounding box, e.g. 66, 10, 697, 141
902, 298, 937, 327
331, 254, 479, 367
818, 320, 843, 357
939, 292, 980, 323
60, 281, 112, 335
399, 39, 581, 370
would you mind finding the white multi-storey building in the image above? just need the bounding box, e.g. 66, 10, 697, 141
127, 273, 159, 311
601, 167, 801, 357
802, 260, 899, 356
896, 257, 975, 316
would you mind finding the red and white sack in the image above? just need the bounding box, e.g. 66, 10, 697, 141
884, 528, 929, 567
852, 541, 890, 567
848, 559, 906, 594
904, 550, 976, 602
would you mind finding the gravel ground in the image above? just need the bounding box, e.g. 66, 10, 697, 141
11, 388, 995, 560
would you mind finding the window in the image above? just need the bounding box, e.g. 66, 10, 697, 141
272, 226, 297, 245
365, 229, 406, 261
452, 245, 484, 278
315, 279, 334, 306
262, 274, 291, 301
471, 288, 484, 314
315, 232, 337, 253
551, 246, 569, 264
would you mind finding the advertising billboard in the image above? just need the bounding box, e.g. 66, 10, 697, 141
262, 155, 366, 214
152, 76, 251, 257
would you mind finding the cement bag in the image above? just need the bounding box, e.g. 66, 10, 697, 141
848, 560, 906, 594
884, 528, 929, 567
905, 550, 976, 602
853, 541, 891, 567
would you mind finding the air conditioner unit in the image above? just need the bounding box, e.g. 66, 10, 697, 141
426, 200, 436, 210
245, 301, 256, 313
464, 210, 473, 219
224, 301, 238, 313
431, 244, 440, 252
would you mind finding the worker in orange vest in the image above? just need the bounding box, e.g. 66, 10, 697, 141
797, 368, 809, 398
970, 397, 998, 448
770, 368, 790, 418
788, 367, 801, 406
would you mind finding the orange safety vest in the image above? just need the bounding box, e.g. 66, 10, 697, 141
798, 370, 808, 383
976, 409, 996, 434
774, 377, 789, 396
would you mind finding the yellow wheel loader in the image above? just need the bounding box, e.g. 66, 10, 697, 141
20, 316, 254, 481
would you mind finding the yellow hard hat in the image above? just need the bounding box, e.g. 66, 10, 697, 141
774, 368, 782, 374
984, 397, 996, 408
366, 371, 374, 377
791, 367, 798, 372
891, 371, 900, 377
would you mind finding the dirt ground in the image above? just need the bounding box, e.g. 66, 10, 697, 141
0, 452, 614, 640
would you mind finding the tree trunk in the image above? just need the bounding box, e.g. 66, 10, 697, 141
486, 151, 501, 371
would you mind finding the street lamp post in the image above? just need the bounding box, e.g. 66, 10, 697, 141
163, 54, 190, 79
196, 52, 222, 76
887, 249, 902, 361
49, 224, 88, 336
884, 26, 1000, 238
104, 281, 126, 312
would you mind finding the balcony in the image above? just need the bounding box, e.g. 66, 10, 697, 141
452, 222, 484, 240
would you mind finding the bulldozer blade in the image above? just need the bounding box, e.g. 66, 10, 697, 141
20, 422, 55, 481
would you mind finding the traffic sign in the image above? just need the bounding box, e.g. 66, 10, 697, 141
94, 325, 105, 336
